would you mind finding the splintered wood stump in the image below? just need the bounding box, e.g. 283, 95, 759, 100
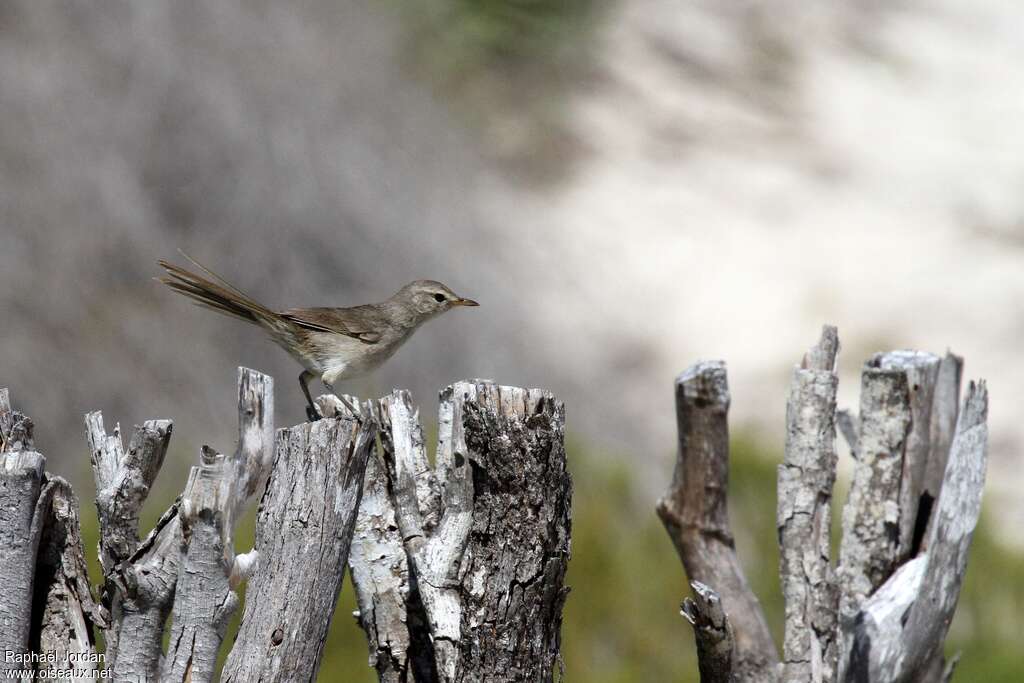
778, 326, 840, 682
222, 411, 374, 682
1, 370, 570, 681
341, 380, 573, 683
0, 439, 46, 674
659, 327, 989, 683
657, 361, 780, 683
1, 390, 100, 679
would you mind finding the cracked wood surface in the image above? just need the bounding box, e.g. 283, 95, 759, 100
871, 351, 941, 561
921, 352, 963, 551
83, 367, 273, 681
657, 361, 779, 683
30, 476, 99, 679
778, 327, 840, 683
846, 382, 988, 682
682, 581, 735, 683
85, 412, 181, 681
835, 362, 912, 680
323, 392, 435, 683
111, 503, 182, 681
349, 380, 572, 683
222, 410, 374, 683
228, 368, 274, 521
86, 412, 172, 661
162, 448, 238, 683
0, 389, 46, 676
450, 381, 571, 682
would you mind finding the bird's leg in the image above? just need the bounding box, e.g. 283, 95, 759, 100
321, 374, 363, 424
299, 370, 321, 422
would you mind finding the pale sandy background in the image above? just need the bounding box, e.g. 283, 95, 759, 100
2, 1, 1022, 541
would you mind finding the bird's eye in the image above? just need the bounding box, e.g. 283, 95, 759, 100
433, 293, 446, 303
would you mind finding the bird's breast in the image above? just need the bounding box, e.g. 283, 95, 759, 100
314, 330, 409, 380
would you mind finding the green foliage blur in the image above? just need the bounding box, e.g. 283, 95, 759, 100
388, 0, 608, 180
78, 434, 1023, 681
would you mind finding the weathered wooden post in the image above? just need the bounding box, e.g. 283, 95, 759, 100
342, 380, 573, 683
0, 371, 571, 682
657, 362, 780, 683
659, 326, 988, 683
222, 409, 375, 681
1, 389, 99, 679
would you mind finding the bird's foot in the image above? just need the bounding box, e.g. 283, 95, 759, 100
306, 405, 322, 422
323, 381, 364, 424
339, 396, 364, 424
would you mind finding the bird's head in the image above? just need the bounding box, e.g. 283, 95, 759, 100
397, 280, 479, 320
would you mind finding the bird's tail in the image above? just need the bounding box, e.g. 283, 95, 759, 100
157, 252, 276, 325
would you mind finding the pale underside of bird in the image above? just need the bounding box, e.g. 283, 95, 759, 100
157, 252, 478, 420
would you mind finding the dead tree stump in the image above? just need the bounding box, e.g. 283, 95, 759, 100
659, 326, 988, 683
339, 380, 573, 683
0, 372, 570, 682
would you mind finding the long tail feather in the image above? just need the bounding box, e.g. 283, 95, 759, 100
157, 257, 275, 325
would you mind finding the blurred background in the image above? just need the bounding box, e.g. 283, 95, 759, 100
2, 1, 1023, 680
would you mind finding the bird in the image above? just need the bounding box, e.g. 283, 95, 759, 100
157, 253, 479, 422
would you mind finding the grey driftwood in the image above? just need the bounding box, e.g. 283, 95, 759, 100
659, 326, 989, 683
0, 371, 572, 683
342, 380, 573, 683
657, 361, 780, 683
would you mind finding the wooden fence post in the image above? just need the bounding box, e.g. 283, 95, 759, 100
659, 326, 989, 683
344, 380, 573, 683
0, 372, 570, 682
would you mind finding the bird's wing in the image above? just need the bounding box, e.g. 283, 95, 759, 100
279, 307, 383, 344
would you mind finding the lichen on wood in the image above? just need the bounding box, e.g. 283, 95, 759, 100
347, 380, 572, 683
778, 326, 840, 683
222, 408, 375, 682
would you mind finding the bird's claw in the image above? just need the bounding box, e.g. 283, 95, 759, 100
339, 396, 364, 425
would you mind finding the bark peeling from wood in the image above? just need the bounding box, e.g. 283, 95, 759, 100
659, 331, 988, 683
835, 363, 912, 678
347, 380, 572, 683
778, 326, 840, 683
681, 581, 735, 683
30, 477, 100, 677
847, 382, 988, 682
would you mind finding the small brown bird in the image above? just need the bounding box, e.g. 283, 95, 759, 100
157, 253, 478, 421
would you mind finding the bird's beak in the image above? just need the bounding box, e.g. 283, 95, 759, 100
452, 297, 479, 307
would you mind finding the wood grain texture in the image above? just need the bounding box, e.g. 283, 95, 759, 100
681, 581, 735, 683
229, 368, 275, 521
327, 390, 434, 683
871, 351, 941, 560
657, 361, 779, 683
163, 449, 238, 683
30, 477, 100, 679
921, 351, 963, 550
845, 382, 987, 682
347, 381, 572, 683
95, 367, 273, 681
0, 389, 46, 676
86, 412, 172, 661
110, 503, 182, 681
222, 411, 374, 683
778, 327, 840, 683
836, 363, 912, 679
449, 381, 571, 683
